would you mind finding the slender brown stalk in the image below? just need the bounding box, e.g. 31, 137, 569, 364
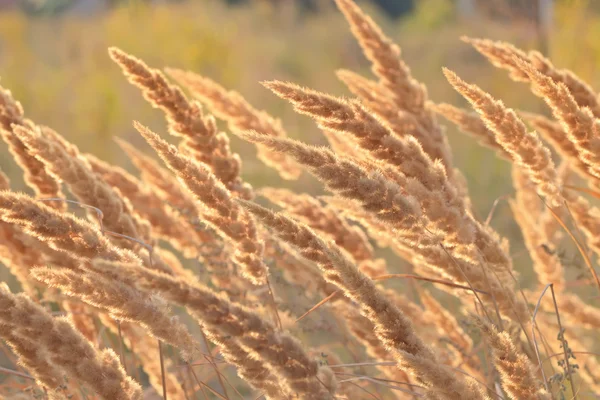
166, 68, 302, 180
476, 317, 550, 400
91, 259, 337, 400
239, 200, 486, 400
260, 187, 374, 262
134, 122, 267, 285
32, 267, 198, 358
443, 68, 562, 207
432, 102, 508, 158
109, 47, 252, 199
333, 0, 453, 172
0, 284, 142, 400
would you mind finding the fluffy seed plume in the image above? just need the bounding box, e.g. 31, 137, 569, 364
12, 125, 139, 241
476, 317, 550, 400
511, 57, 600, 182
333, 0, 452, 170
86, 153, 206, 257
240, 199, 486, 400
203, 326, 286, 399
260, 187, 374, 262
0, 284, 142, 400
234, 131, 424, 240
432, 102, 508, 158
0, 86, 65, 210
166, 68, 302, 180
134, 122, 268, 285
0, 190, 139, 264
114, 137, 199, 214
465, 36, 600, 117
109, 47, 252, 199
443, 68, 562, 207
32, 266, 198, 358
92, 260, 337, 399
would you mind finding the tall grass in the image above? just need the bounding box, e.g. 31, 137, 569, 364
0, 0, 599, 399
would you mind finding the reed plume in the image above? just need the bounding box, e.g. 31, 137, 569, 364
32, 266, 198, 358
235, 131, 527, 320
333, 0, 453, 172
134, 122, 267, 285
509, 57, 600, 182
0, 284, 142, 400
432, 102, 508, 158
239, 199, 486, 400
109, 47, 252, 199
12, 126, 139, 239
0, 86, 65, 211
465, 37, 600, 117
0, 190, 138, 263
260, 187, 374, 262
166, 68, 302, 180
476, 317, 550, 400
443, 68, 563, 207
203, 326, 286, 399
91, 259, 337, 400
86, 153, 204, 257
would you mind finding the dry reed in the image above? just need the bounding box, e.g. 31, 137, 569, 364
2, 1, 600, 398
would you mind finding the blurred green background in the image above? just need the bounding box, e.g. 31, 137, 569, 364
0, 0, 599, 286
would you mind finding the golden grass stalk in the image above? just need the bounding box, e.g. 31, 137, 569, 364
239, 200, 486, 399
510, 168, 565, 291
235, 132, 527, 320
262, 81, 501, 259
260, 187, 374, 262
12, 125, 179, 274
336, 69, 442, 160
109, 47, 252, 199
203, 326, 286, 399
337, 305, 418, 397
86, 153, 203, 257
235, 130, 424, 240
332, 0, 453, 171
134, 122, 267, 285
166, 68, 302, 180
443, 68, 563, 208
0, 86, 65, 211
32, 266, 198, 358
115, 138, 235, 279
0, 190, 139, 264
0, 284, 142, 400
12, 126, 139, 239
0, 323, 66, 393
475, 317, 550, 400
92, 259, 337, 399
114, 137, 199, 215
509, 57, 600, 183
465, 37, 600, 118
432, 102, 508, 159
262, 80, 442, 187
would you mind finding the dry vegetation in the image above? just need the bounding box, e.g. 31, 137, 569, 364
1, 0, 600, 399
